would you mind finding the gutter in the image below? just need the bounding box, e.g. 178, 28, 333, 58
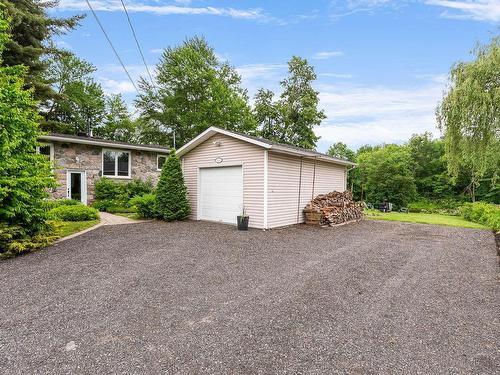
39, 134, 169, 153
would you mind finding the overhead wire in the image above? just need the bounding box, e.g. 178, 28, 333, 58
84, 0, 139, 93
119, 0, 156, 87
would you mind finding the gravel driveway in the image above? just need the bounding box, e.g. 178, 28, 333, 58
0, 220, 498, 374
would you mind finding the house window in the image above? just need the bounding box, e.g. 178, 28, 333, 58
157, 155, 167, 170
36, 143, 54, 162
102, 149, 131, 178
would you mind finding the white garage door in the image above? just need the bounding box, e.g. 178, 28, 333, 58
199, 166, 243, 224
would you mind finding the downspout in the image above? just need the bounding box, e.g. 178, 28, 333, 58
311, 156, 317, 200
296, 157, 303, 224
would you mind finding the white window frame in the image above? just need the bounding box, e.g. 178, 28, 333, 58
101, 148, 131, 179
157, 154, 168, 171
36, 142, 54, 162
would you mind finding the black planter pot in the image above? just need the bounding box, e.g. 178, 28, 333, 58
237, 216, 249, 230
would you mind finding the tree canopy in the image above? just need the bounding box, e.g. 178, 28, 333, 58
437, 37, 500, 201
0, 0, 82, 106
135, 36, 256, 148
255, 56, 325, 149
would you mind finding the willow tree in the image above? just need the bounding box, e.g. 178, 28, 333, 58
437, 38, 500, 201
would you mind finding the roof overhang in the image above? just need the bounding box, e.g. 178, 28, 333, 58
39, 134, 170, 153
176, 127, 356, 167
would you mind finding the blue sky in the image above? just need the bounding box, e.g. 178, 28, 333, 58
52, 1, 499, 151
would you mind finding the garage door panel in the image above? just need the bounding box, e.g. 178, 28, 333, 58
200, 166, 243, 224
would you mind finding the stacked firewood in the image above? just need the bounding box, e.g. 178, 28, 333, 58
304, 191, 363, 226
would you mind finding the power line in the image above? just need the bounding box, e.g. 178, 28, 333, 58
84, 0, 139, 93
119, 0, 155, 87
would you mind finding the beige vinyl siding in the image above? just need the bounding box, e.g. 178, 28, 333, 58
182, 133, 265, 229
267, 152, 346, 228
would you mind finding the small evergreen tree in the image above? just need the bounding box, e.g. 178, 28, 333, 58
155, 150, 191, 221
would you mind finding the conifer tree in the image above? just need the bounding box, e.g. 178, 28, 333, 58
155, 150, 191, 221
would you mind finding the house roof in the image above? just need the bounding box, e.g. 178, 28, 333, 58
39, 133, 170, 153
176, 127, 356, 167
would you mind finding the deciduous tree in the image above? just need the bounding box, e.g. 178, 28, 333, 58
136, 36, 256, 147
254, 56, 325, 149
437, 37, 500, 201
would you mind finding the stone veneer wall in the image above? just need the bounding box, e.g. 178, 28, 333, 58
50, 141, 164, 203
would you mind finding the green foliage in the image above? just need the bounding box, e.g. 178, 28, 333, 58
407, 199, 463, 216
327, 142, 356, 162
93, 94, 136, 142
255, 56, 325, 149
48, 205, 99, 221
0, 223, 58, 258
42, 199, 82, 210
155, 150, 191, 221
408, 132, 455, 199
94, 177, 124, 201
460, 202, 500, 232
43, 52, 105, 134
130, 193, 157, 218
357, 144, 417, 207
135, 36, 256, 147
437, 37, 500, 201
93, 177, 154, 211
0, 14, 56, 255
0, 0, 83, 105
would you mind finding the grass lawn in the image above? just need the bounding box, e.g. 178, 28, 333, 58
115, 212, 142, 220
365, 210, 489, 230
52, 220, 100, 238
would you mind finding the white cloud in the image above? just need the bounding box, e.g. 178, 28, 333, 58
150, 48, 164, 54
315, 79, 445, 149
236, 63, 287, 100
312, 51, 344, 60
99, 77, 137, 94
425, 0, 500, 22
56, 0, 267, 20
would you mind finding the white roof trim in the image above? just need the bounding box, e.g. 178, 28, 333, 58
176, 127, 271, 156
176, 127, 356, 166
39, 134, 169, 153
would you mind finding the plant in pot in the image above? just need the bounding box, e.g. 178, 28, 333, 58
237, 207, 249, 230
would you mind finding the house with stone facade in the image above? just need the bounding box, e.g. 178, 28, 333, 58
38, 133, 169, 204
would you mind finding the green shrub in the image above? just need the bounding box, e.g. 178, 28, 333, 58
408, 199, 463, 215
92, 199, 122, 212
155, 150, 191, 221
49, 205, 99, 222
94, 178, 125, 201
0, 224, 58, 258
42, 199, 82, 210
94, 177, 155, 210
124, 178, 154, 199
460, 202, 500, 231
130, 194, 157, 218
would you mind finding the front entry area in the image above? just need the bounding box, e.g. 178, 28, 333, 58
66, 170, 87, 205
199, 166, 243, 225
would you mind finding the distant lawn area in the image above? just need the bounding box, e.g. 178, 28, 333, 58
365, 211, 489, 230
52, 220, 100, 238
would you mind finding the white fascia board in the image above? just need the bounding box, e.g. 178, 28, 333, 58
176, 127, 271, 157
39, 134, 169, 153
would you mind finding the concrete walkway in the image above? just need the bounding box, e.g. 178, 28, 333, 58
56, 212, 144, 243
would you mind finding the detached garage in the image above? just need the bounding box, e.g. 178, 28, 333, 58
177, 127, 355, 229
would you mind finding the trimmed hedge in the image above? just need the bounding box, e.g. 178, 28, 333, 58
49, 205, 99, 222
42, 199, 82, 210
129, 194, 157, 218
460, 202, 500, 232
